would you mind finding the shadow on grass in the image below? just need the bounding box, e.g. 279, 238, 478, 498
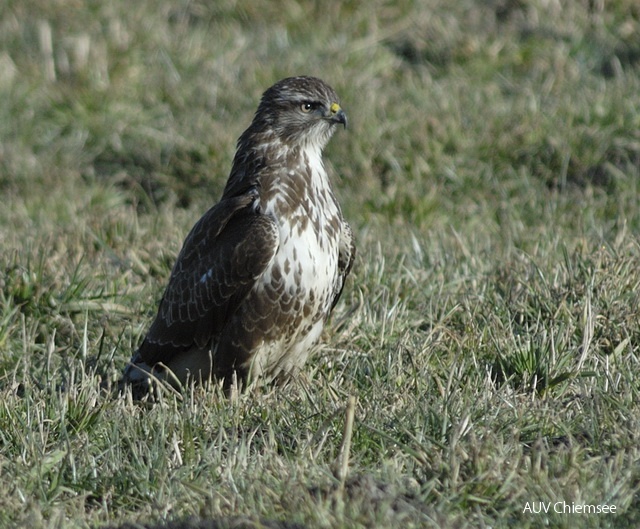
106, 517, 305, 529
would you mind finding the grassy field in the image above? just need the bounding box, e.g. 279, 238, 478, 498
2, 0, 640, 527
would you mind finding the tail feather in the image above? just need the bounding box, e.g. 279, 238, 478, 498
119, 351, 153, 399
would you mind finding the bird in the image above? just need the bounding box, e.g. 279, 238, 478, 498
122, 76, 355, 394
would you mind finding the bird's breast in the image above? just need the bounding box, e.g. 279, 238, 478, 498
257, 166, 342, 320
244, 185, 342, 380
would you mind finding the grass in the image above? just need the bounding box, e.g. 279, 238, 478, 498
1, 0, 640, 527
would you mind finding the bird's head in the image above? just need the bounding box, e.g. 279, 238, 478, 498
251, 76, 347, 150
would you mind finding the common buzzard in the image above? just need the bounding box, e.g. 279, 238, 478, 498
122, 76, 355, 392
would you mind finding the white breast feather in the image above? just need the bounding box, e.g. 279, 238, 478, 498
250, 147, 341, 379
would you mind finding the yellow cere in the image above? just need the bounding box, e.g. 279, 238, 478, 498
330, 102, 341, 114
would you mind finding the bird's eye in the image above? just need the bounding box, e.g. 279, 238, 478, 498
300, 102, 315, 113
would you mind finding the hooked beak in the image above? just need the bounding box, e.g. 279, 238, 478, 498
328, 102, 347, 129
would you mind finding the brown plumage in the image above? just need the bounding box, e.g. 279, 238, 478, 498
122, 76, 355, 392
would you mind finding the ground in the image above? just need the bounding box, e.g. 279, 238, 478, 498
1, 1, 640, 528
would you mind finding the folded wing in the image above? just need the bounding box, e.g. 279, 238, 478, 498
137, 190, 279, 366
